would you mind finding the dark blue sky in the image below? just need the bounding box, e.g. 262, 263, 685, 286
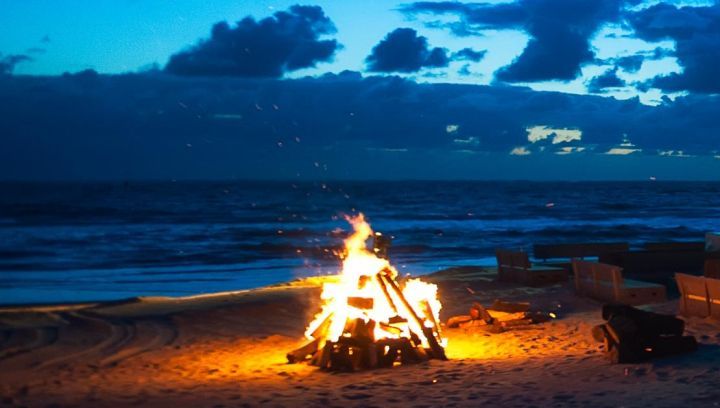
0, 0, 719, 180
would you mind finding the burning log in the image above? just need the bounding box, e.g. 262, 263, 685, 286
286, 338, 320, 363
347, 297, 374, 310
288, 214, 447, 371
287, 311, 334, 363
379, 270, 447, 360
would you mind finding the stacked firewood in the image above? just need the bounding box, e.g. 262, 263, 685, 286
446, 300, 555, 333
592, 304, 697, 363
287, 268, 447, 371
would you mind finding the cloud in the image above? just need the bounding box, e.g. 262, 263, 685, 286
658, 150, 693, 158
605, 147, 640, 155
366, 28, 449, 72
587, 68, 625, 93
556, 146, 586, 155
165, 5, 338, 78
604, 47, 672, 74
510, 146, 532, 156
0, 54, 32, 75
1, 72, 720, 179
628, 2, 720, 93
606, 135, 642, 155
403, 0, 629, 82
523, 125, 584, 155
452, 48, 486, 62
453, 136, 479, 146
526, 125, 582, 144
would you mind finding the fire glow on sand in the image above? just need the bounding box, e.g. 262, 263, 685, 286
287, 214, 447, 370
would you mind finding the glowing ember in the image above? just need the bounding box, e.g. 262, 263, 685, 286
289, 214, 446, 370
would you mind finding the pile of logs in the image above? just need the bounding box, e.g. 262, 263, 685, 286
591, 304, 697, 363
288, 333, 432, 371
287, 268, 447, 371
446, 300, 554, 333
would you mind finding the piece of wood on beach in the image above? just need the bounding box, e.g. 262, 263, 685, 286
499, 318, 535, 328
287, 338, 320, 363
489, 299, 531, 313
469, 302, 495, 324
446, 315, 473, 328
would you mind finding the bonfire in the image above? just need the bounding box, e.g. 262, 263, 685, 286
288, 214, 447, 371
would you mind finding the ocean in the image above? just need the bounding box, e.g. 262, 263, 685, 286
1, 180, 719, 305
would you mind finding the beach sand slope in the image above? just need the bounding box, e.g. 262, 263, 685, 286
1, 267, 720, 407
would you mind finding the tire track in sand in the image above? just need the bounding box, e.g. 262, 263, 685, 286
97, 316, 178, 367
0, 327, 58, 362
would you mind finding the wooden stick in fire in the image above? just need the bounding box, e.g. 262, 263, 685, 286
374, 273, 399, 315
379, 268, 447, 360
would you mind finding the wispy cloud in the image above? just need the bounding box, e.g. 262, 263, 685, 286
658, 150, 694, 157
510, 146, 532, 156
445, 124, 459, 134
555, 146, 587, 155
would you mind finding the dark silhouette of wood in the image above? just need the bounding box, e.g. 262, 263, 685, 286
490, 299, 530, 313
643, 242, 705, 251
495, 249, 566, 286
594, 305, 697, 364
705, 259, 720, 279
602, 304, 684, 337
599, 249, 705, 277
534, 242, 629, 261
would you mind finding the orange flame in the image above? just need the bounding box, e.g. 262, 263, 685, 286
304, 214, 445, 349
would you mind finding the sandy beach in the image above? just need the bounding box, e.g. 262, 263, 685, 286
1, 266, 720, 408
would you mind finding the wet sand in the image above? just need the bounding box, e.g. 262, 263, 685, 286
1, 267, 720, 407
